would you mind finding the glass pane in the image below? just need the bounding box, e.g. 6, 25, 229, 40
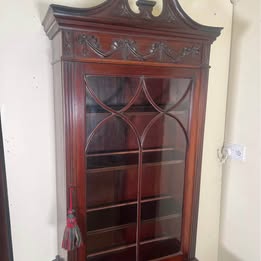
139, 77, 191, 260
87, 169, 138, 208
86, 76, 140, 259
86, 76, 140, 111
87, 116, 139, 153
142, 115, 187, 150
145, 78, 192, 111
87, 224, 137, 254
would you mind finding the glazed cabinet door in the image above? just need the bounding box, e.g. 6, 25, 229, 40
80, 64, 197, 261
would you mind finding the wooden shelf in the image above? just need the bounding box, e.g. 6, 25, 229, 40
87, 213, 182, 256
86, 104, 189, 114
140, 235, 177, 246
87, 237, 181, 261
87, 104, 155, 113
87, 197, 181, 233
87, 149, 185, 174
87, 221, 136, 236
87, 213, 181, 236
87, 147, 178, 157
87, 160, 183, 174
87, 194, 174, 213
88, 200, 137, 213
87, 243, 136, 258
141, 195, 173, 204
87, 245, 136, 261
143, 214, 181, 224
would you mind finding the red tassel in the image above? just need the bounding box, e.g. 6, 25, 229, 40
62, 188, 82, 251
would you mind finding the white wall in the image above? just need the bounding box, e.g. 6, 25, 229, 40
219, 1, 261, 261
0, 1, 57, 260
0, 1, 232, 261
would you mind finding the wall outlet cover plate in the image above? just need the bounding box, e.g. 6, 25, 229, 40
223, 143, 246, 161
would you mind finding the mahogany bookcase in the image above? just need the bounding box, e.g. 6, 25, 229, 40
43, 1, 222, 260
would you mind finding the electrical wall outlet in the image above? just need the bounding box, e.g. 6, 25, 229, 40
223, 144, 246, 161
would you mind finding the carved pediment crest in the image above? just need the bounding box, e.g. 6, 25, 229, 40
43, 0, 222, 41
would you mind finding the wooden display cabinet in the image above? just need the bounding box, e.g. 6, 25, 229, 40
43, 1, 221, 260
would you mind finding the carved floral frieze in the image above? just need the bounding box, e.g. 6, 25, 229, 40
75, 33, 200, 64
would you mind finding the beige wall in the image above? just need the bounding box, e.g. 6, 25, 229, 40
179, 2, 232, 260
0, 1, 232, 260
219, 1, 261, 261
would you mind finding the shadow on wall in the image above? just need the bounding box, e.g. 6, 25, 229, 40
219, 245, 243, 261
